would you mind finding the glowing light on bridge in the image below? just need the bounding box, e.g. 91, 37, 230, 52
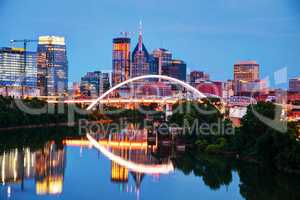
86, 134, 174, 174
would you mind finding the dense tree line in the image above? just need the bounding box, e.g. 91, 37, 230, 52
0, 96, 87, 128
168, 100, 300, 174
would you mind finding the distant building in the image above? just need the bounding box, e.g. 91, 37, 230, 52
189, 70, 209, 87
223, 80, 235, 98
233, 60, 261, 95
70, 82, 80, 98
80, 71, 110, 98
234, 60, 259, 82
141, 82, 172, 97
162, 59, 187, 81
37, 36, 68, 96
152, 48, 172, 76
236, 79, 268, 96
112, 37, 131, 86
0, 47, 37, 97
289, 77, 300, 93
195, 80, 223, 97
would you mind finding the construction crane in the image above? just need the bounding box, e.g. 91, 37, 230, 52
10, 39, 38, 97
120, 31, 135, 38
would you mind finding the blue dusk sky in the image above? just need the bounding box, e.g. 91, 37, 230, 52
0, 0, 300, 87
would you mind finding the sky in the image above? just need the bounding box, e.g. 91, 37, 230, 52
0, 0, 300, 87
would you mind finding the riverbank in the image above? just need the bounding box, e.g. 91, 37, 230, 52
0, 119, 113, 132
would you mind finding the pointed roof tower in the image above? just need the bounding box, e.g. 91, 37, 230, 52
138, 20, 143, 52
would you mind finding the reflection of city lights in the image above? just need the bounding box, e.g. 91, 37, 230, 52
7, 186, 11, 198
13, 149, 18, 181
63, 139, 150, 150
36, 176, 63, 195
87, 134, 174, 174
2, 152, 6, 185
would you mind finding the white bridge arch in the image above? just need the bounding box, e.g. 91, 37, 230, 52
87, 75, 207, 110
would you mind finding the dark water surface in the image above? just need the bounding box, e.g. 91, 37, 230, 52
0, 127, 299, 200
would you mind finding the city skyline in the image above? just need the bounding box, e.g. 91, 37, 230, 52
1, 0, 300, 87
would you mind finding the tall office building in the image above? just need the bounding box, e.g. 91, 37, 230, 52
112, 37, 131, 86
80, 71, 110, 98
162, 59, 187, 81
152, 48, 172, 76
234, 61, 259, 82
289, 77, 300, 93
0, 47, 37, 97
131, 22, 151, 78
37, 36, 68, 96
233, 61, 261, 95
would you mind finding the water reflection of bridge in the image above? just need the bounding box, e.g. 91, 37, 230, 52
64, 130, 174, 198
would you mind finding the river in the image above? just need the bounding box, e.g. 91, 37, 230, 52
0, 127, 299, 200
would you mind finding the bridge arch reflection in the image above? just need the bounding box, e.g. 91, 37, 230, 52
86, 133, 174, 174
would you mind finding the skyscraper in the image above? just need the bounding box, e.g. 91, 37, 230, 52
152, 48, 172, 76
80, 71, 110, 98
37, 36, 68, 96
0, 47, 37, 97
162, 59, 187, 81
233, 61, 261, 95
131, 22, 151, 78
112, 37, 131, 86
234, 61, 259, 82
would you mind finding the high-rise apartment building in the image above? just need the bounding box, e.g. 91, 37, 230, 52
37, 36, 68, 96
112, 37, 131, 86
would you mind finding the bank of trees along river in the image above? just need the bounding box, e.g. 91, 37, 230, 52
168, 100, 300, 174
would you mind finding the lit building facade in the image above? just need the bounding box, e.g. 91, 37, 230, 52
0, 47, 37, 97
195, 81, 223, 97
112, 37, 131, 86
131, 26, 150, 78
80, 71, 110, 98
234, 61, 259, 82
162, 59, 187, 81
37, 36, 68, 96
189, 70, 209, 87
289, 77, 300, 93
233, 61, 260, 95
152, 48, 172, 76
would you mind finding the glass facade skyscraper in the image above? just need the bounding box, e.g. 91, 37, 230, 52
112, 37, 131, 86
37, 36, 68, 96
0, 47, 37, 96
80, 71, 110, 98
162, 59, 187, 81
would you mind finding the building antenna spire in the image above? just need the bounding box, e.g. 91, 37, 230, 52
138, 20, 143, 51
